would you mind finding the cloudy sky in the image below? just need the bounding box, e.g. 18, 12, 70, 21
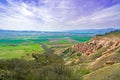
0, 0, 120, 31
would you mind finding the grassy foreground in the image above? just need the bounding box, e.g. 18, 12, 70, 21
83, 63, 120, 80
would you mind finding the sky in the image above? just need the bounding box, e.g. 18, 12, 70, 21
0, 0, 120, 31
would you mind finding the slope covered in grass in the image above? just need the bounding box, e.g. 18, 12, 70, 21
65, 30, 120, 80
84, 63, 120, 80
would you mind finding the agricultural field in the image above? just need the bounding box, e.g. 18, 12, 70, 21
0, 43, 44, 59
0, 31, 92, 59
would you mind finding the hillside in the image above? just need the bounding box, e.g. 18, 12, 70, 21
72, 30, 120, 56
84, 63, 120, 80
62, 30, 120, 80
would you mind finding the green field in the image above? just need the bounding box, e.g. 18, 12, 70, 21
0, 44, 44, 59
70, 36, 91, 42
0, 35, 91, 59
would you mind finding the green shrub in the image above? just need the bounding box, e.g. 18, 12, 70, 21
0, 54, 81, 80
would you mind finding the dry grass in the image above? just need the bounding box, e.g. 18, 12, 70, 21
83, 63, 120, 80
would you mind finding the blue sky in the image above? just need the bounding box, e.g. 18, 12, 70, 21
0, 0, 120, 31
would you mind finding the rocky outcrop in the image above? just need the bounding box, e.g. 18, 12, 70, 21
72, 36, 120, 56
66, 31, 120, 66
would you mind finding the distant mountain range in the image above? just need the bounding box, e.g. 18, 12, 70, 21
0, 28, 118, 34
68, 28, 118, 34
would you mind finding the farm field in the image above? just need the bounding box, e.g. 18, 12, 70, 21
0, 32, 92, 59
0, 43, 44, 59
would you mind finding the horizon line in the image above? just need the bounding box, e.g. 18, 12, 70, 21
0, 28, 119, 32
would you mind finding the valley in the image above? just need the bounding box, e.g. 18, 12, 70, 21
0, 29, 120, 80
0, 0, 119, 79
0, 30, 92, 59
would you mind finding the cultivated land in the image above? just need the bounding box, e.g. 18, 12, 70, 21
0, 31, 92, 59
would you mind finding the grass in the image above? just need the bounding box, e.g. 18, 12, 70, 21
38, 36, 91, 43
70, 63, 90, 78
46, 39, 72, 44
28, 38, 48, 43
96, 30, 120, 38
70, 36, 91, 42
0, 35, 91, 60
84, 63, 120, 80
0, 39, 26, 44
0, 44, 44, 59
88, 48, 120, 70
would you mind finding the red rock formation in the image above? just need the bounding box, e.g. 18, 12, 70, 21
72, 36, 120, 56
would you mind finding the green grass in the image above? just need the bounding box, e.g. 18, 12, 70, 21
0, 35, 91, 59
28, 38, 49, 43
38, 36, 91, 43
0, 36, 91, 44
0, 39, 26, 44
46, 39, 72, 44
0, 44, 44, 59
70, 36, 91, 42
38, 36, 67, 39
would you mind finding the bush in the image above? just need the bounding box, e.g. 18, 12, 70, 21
0, 53, 81, 80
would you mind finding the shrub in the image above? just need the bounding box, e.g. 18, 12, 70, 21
0, 53, 81, 80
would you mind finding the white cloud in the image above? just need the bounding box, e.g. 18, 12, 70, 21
0, 0, 120, 31
66, 4, 120, 30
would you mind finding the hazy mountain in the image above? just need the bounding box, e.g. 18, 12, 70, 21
68, 28, 117, 34
0, 28, 117, 34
